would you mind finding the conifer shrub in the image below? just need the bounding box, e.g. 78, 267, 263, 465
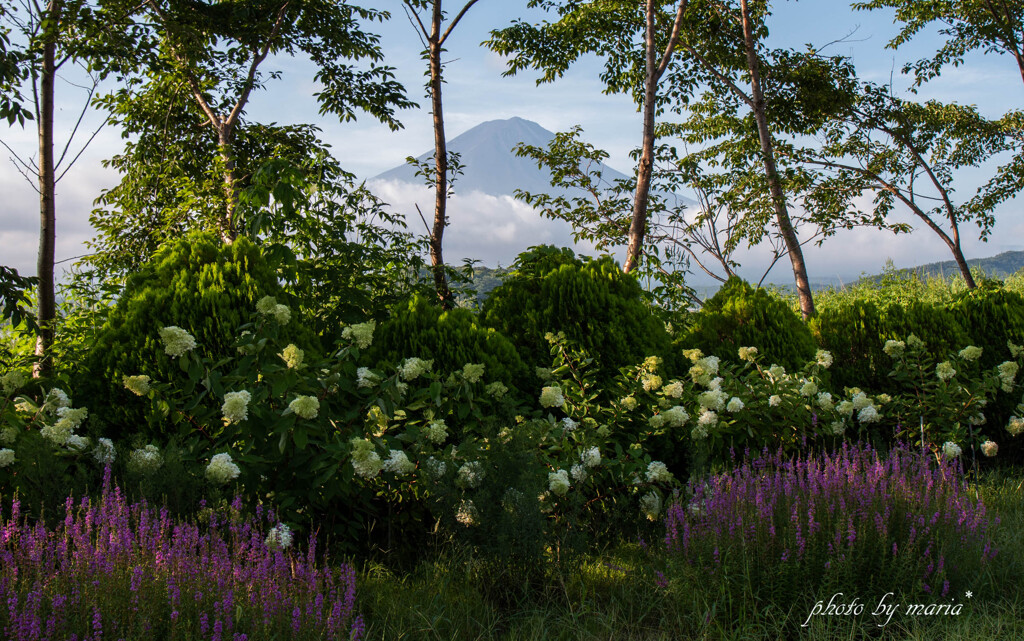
74, 232, 316, 440
366, 295, 530, 398
949, 281, 1024, 369
480, 246, 674, 381
680, 278, 816, 372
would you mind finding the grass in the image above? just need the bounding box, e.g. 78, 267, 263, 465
355, 465, 1024, 641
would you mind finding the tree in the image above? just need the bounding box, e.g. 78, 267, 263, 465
401, 0, 485, 309
0, 0, 111, 377
854, 0, 1024, 88
487, 0, 689, 275
795, 83, 1016, 288
91, 0, 414, 252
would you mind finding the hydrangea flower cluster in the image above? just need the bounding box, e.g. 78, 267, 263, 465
688, 355, 720, 386
456, 461, 485, 489
456, 499, 479, 526
221, 390, 252, 424
383, 450, 415, 475
662, 380, 685, 398
883, 340, 906, 357
581, 446, 601, 468
351, 438, 382, 479
981, 440, 998, 457
461, 363, 485, 384
206, 452, 240, 484
425, 419, 448, 444
1007, 416, 1024, 437
289, 395, 319, 419
279, 344, 304, 369
400, 357, 433, 381
662, 406, 690, 427
0, 448, 15, 468
356, 367, 378, 389
958, 345, 983, 361
342, 321, 375, 349
265, 523, 294, 550
815, 350, 833, 368
1, 370, 28, 395
540, 385, 565, 408
128, 444, 163, 476
936, 361, 956, 381
799, 381, 818, 397
256, 295, 291, 324
40, 406, 88, 447
726, 397, 744, 412
738, 346, 758, 362
642, 374, 662, 392
998, 361, 1019, 392
485, 381, 508, 398
640, 491, 662, 521
548, 469, 570, 496
942, 441, 962, 459
158, 326, 197, 358
123, 374, 151, 396
646, 461, 672, 482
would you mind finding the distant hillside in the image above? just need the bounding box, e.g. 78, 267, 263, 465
860, 251, 1024, 284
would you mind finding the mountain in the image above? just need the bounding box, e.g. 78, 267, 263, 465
372, 116, 633, 197
862, 251, 1024, 282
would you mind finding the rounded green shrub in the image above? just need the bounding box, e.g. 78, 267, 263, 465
74, 232, 316, 440
480, 247, 674, 380
680, 278, 816, 371
366, 295, 530, 397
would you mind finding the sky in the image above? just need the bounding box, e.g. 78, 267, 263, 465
1, 0, 1022, 286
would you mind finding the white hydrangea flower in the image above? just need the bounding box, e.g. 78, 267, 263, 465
942, 441, 962, 459
851, 392, 872, 411
698, 389, 726, 411
400, 357, 433, 381
123, 375, 152, 396
0, 426, 17, 446
857, 405, 881, 424
906, 334, 924, 349
342, 321, 375, 349
425, 419, 448, 444
883, 340, 906, 357
725, 397, 743, 413
998, 361, 1019, 392
799, 381, 818, 397
205, 452, 240, 484
1008, 416, 1024, 437
89, 438, 115, 465
662, 380, 685, 398
265, 523, 293, 550
485, 381, 508, 398
288, 395, 319, 419
646, 461, 673, 483
65, 435, 90, 453
221, 390, 252, 425
0, 448, 15, 468
456, 461, 485, 489
691, 424, 708, 440
425, 456, 447, 479
698, 409, 718, 427
158, 326, 197, 358
738, 346, 758, 362
461, 363, 485, 384
981, 440, 998, 457
256, 295, 278, 315
642, 374, 663, 392
701, 356, 720, 375
1009, 341, 1024, 359
768, 364, 786, 380
958, 346, 983, 361
570, 463, 587, 482
682, 349, 703, 363
535, 367, 553, 381
830, 420, 846, 435
272, 304, 291, 325
455, 499, 478, 526
769, 395, 782, 408
353, 451, 382, 479
540, 386, 565, 408
581, 446, 601, 468
1, 371, 28, 395
356, 367, 378, 389
620, 395, 638, 411
836, 400, 854, 416
640, 491, 662, 521
663, 405, 690, 427
279, 344, 304, 369
548, 469, 570, 496
815, 350, 833, 369
45, 388, 71, 408
936, 361, 956, 381
688, 363, 712, 386
560, 417, 579, 433
128, 445, 162, 475
40, 421, 73, 446
383, 450, 415, 475
649, 413, 667, 429
969, 413, 986, 426
817, 392, 834, 411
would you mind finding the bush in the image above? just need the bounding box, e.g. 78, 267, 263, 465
680, 278, 816, 372
366, 295, 531, 399
73, 232, 317, 441
481, 247, 674, 382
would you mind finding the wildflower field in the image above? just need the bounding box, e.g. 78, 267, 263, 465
3, 243, 1024, 640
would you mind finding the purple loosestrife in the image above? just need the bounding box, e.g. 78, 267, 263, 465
0, 482, 361, 640
664, 442, 999, 602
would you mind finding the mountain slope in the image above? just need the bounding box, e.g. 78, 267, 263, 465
372, 116, 632, 197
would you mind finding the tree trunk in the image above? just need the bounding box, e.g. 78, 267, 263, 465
33, 0, 60, 379
428, 1, 453, 308
740, 0, 815, 319
218, 125, 239, 243
623, 0, 659, 275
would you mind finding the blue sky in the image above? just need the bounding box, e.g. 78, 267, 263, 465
1, 0, 1022, 283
